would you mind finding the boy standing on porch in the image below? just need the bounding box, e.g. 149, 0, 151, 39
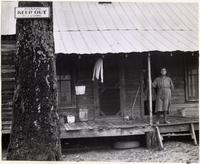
152, 68, 174, 124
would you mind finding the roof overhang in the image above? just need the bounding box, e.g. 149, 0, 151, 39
1, 2, 199, 54
53, 2, 198, 54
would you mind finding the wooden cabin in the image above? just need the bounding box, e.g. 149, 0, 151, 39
1, 2, 199, 141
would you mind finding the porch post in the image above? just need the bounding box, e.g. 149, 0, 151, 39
147, 52, 153, 125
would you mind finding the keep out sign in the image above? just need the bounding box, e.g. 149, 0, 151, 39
15, 7, 50, 18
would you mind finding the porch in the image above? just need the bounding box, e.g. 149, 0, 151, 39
1, 2, 199, 142
60, 116, 199, 139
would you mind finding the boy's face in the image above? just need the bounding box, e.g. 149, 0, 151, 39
161, 68, 167, 76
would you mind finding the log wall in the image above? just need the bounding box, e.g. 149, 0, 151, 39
1, 40, 16, 133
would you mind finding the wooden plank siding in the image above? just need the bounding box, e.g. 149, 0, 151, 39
75, 56, 96, 120
56, 55, 96, 122
1, 43, 199, 135
150, 53, 199, 115
57, 54, 145, 121
150, 54, 186, 104
124, 55, 143, 119
1, 40, 16, 133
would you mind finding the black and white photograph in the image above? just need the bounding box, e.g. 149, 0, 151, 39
1, 0, 199, 162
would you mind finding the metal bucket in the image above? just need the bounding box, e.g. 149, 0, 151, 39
79, 108, 88, 122
75, 85, 86, 95
67, 115, 75, 124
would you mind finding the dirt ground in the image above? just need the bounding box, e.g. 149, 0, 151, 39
62, 141, 199, 163
2, 140, 199, 162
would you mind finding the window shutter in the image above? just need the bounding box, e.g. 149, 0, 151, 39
186, 55, 198, 101
57, 75, 72, 106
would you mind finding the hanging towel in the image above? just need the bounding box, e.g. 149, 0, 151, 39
92, 58, 103, 83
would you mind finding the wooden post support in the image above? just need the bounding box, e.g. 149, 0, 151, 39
119, 57, 126, 118
93, 80, 99, 119
140, 71, 144, 119
145, 130, 158, 149
147, 53, 153, 125
155, 126, 164, 150
190, 123, 197, 145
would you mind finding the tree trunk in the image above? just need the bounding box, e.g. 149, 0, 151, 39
7, 2, 62, 160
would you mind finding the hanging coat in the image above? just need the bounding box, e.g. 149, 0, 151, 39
152, 76, 174, 112
92, 58, 103, 83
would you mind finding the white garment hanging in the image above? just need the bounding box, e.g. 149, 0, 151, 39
92, 58, 103, 83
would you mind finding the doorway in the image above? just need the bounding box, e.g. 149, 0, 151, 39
98, 57, 121, 117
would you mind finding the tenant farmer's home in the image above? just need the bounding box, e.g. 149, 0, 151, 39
1, 2, 199, 144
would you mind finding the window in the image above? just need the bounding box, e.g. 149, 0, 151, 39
57, 75, 73, 107
185, 54, 199, 101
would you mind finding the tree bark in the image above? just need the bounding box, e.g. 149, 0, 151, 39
7, 2, 62, 160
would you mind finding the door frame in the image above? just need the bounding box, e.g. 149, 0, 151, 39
93, 56, 126, 119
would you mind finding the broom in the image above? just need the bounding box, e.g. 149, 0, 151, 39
131, 86, 140, 120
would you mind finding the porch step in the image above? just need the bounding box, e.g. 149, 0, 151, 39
155, 123, 198, 150
161, 133, 192, 137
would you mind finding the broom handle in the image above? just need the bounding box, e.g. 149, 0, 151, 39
131, 86, 140, 118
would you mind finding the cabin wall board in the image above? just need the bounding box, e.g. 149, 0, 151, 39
1, 41, 16, 132
151, 54, 185, 103
76, 57, 95, 120
151, 53, 198, 113
124, 55, 143, 119
57, 56, 96, 122
57, 54, 198, 122
1, 40, 199, 133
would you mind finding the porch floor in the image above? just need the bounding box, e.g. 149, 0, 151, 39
153, 115, 199, 126
60, 116, 199, 139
